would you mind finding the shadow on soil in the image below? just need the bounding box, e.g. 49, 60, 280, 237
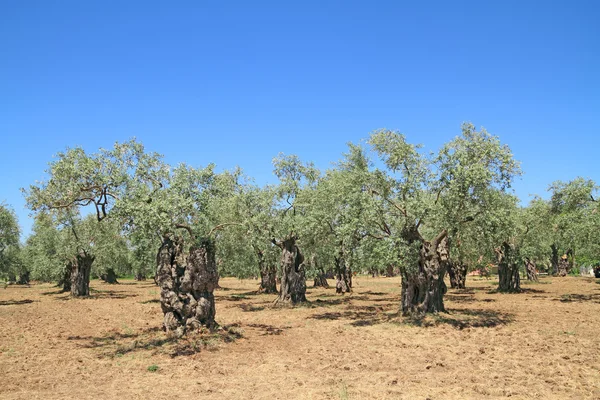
67, 324, 244, 358
555, 293, 600, 303
246, 323, 291, 335
0, 299, 36, 306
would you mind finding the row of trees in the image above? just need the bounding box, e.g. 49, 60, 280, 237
1, 124, 599, 336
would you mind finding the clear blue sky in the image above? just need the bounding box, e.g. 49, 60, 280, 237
1, 1, 598, 238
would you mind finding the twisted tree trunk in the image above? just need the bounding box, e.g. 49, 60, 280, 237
400, 230, 449, 315
256, 249, 277, 294
134, 271, 146, 281
273, 237, 306, 305
525, 258, 538, 282
557, 257, 569, 277
157, 235, 218, 337
496, 242, 521, 292
58, 265, 71, 292
335, 256, 352, 294
447, 261, 467, 289
311, 255, 329, 288
70, 252, 95, 296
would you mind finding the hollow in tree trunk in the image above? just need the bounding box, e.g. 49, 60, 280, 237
496, 242, 521, 293
255, 248, 277, 294
525, 258, 538, 282
273, 236, 306, 305
447, 261, 467, 289
156, 235, 218, 337
70, 252, 95, 297
400, 230, 449, 316
101, 268, 118, 284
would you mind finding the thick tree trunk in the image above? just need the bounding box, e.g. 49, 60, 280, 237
311, 255, 329, 288
385, 264, 396, 277
400, 232, 449, 316
134, 271, 146, 281
550, 244, 559, 275
70, 253, 94, 297
157, 236, 218, 337
334, 255, 352, 294
100, 268, 119, 284
525, 258, 538, 282
17, 271, 30, 285
496, 242, 521, 292
58, 265, 71, 292
273, 237, 306, 305
255, 249, 277, 294
447, 261, 467, 289
557, 257, 569, 277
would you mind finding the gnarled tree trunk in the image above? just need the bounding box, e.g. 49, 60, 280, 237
447, 261, 467, 289
400, 231, 449, 315
70, 252, 94, 296
557, 257, 569, 277
311, 255, 329, 288
58, 265, 71, 292
273, 237, 306, 305
496, 242, 521, 292
256, 249, 277, 294
101, 268, 118, 284
334, 255, 352, 294
525, 258, 538, 282
157, 235, 218, 337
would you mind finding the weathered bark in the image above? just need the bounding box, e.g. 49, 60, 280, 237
311, 255, 329, 288
557, 257, 569, 277
157, 235, 218, 337
400, 230, 449, 315
447, 261, 467, 289
525, 258, 538, 282
496, 242, 521, 292
70, 252, 95, 297
273, 237, 306, 305
100, 268, 118, 284
550, 244, 559, 275
334, 255, 352, 294
255, 248, 277, 294
58, 266, 71, 292
17, 271, 30, 285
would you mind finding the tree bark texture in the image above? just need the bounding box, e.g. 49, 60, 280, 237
156, 236, 218, 337
134, 271, 147, 281
70, 252, 95, 296
334, 255, 352, 294
525, 258, 538, 282
273, 237, 306, 305
496, 242, 521, 292
400, 231, 449, 315
447, 261, 467, 289
311, 255, 329, 288
17, 271, 30, 285
256, 249, 277, 294
58, 265, 71, 292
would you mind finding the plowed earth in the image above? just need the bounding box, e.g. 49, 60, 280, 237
1, 276, 599, 399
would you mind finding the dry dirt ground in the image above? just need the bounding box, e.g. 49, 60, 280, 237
1, 276, 599, 399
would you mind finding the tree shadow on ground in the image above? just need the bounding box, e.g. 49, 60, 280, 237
42, 289, 67, 296
139, 299, 160, 304
67, 324, 244, 358
88, 289, 139, 299
246, 323, 291, 336
486, 287, 546, 295
309, 303, 513, 330
237, 302, 265, 312
445, 294, 496, 304
555, 293, 600, 303
0, 299, 36, 306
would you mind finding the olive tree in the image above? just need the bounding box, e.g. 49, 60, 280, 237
0, 203, 24, 283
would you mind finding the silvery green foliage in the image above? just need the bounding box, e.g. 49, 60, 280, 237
22, 213, 63, 282
0, 203, 22, 279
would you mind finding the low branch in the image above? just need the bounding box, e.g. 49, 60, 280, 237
175, 224, 195, 238
208, 223, 244, 236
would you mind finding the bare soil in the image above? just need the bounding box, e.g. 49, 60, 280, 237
1, 276, 599, 399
